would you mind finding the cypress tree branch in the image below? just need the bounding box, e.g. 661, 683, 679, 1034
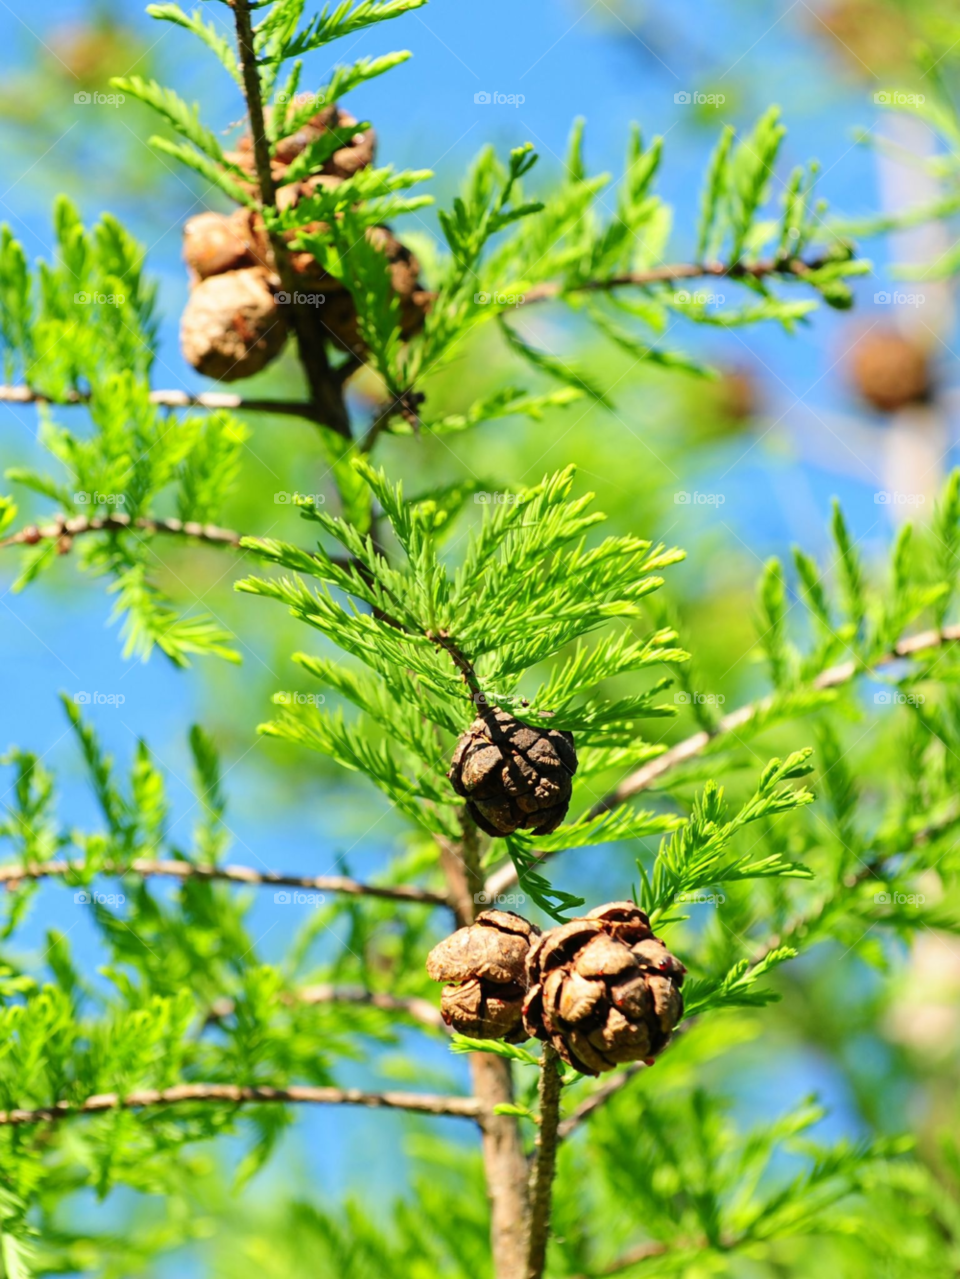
556, 1062, 647, 1141
0, 385, 327, 423
0, 1083, 482, 1127
229, 0, 350, 438
0, 513, 244, 551
518, 253, 832, 306
485, 622, 960, 897
0, 513, 350, 568
525, 1044, 563, 1279
0, 857, 448, 907
591, 623, 960, 817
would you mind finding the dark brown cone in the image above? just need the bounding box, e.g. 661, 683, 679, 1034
447, 707, 577, 838
426, 910, 541, 1041
522, 901, 685, 1075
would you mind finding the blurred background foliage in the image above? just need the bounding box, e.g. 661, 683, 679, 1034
3, 0, 960, 1274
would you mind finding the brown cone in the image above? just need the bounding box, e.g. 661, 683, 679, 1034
850, 330, 930, 413
181, 99, 427, 378
180, 267, 287, 382
448, 708, 577, 838
522, 902, 685, 1075
426, 910, 541, 1041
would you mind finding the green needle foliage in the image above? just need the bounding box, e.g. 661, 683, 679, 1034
0, 1, 957, 1277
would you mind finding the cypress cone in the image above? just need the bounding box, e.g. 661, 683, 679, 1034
426, 910, 541, 1041
522, 902, 685, 1075
447, 707, 577, 838
180, 99, 429, 379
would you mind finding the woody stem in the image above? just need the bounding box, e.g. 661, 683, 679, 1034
525, 1044, 563, 1279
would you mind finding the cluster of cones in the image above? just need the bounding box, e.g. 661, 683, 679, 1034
180, 100, 430, 381
426, 904, 685, 1076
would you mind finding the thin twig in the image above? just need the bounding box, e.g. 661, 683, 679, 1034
0, 384, 328, 422
0, 857, 449, 907
525, 1044, 563, 1279
556, 1063, 647, 1141
0, 1082, 482, 1127
485, 623, 960, 897
518, 254, 830, 306
0, 513, 243, 551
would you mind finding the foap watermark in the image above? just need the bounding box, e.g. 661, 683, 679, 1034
275, 90, 326, 106
475, 491, 520, 505
275, 691, 326, 708
74, 90, 125, 107
472, 690, 529, 710
75, 890, 125, 906
74, 491, 125, 506
675, 891, 726, 905
875, 491, 925, 506
74, 291, 125, 306
674, 90, 725, 107
474, 90, 525, 107
874, 890, 925, 905
275, 290, 325, 307
674, 491, 725, 506
274, 890, 326, 906
475, 890, 526, 907
73, 691, 125, 707
874, 690, 925, 706
874, 290, 925, 307
675, 691, 725, 706
474, 290, 525, 308
674, 289, 725, 305
274, 491, 325, 505
874, 91, 925, 106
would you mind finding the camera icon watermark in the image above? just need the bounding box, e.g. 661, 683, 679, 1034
73, 691, 125, 707
674, 691, 725, 706
674, 90, 725, 107
874, 491, 925, 506
474, 90, 525, 107
74, 491, 125, 506
675, 891, 726, 905
873, 290, 924, 307
874, 91, 925, 106
474, 491, 520, 505
274, 691, 326, 707
275, 90, 326, 106
874, 689, 925, 705
474, 890, 526, 906
275, 290, 325, 307
674, 491, 725, 506
274, 889, 326, 906
74, 890, 125, 905
274, 491, 325, 505
474, 290, 525, 308
874, 889, 925, 905
74, 91, 125, 107
74, 292, 125, 306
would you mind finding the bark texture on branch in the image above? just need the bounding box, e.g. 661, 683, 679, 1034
525, 1044, 563, 1279
0, 1082, 481, 1126
441, 820, 531, 1279
0, 857, 448, 907
0, 383, 324, 421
